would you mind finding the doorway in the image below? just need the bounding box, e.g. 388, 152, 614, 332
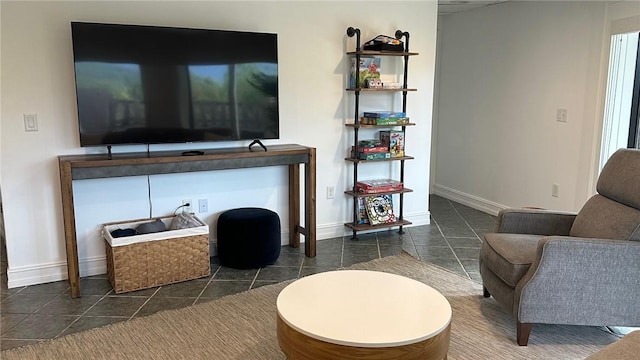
600, 31, 640, 170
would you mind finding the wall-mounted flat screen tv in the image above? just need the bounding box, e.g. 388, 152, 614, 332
71, 22, 279, 147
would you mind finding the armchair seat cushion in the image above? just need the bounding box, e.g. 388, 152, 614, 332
481, 233, 543, 287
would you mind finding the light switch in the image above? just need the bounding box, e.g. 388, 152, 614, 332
556, 108, 568, 123
24, 114, 38, 132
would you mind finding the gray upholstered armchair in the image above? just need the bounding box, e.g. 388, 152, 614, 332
479, 148, 640, 346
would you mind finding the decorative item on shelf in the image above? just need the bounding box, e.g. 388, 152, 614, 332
363, 34, 405, 52
356, 179, 404, 194
365, 78, 383, 89
380, 130, 405, 157
350, 56, 381, 88
365, 195, 396, 225
382, 82, 402, 89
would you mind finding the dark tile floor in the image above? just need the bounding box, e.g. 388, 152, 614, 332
0, 195, 496, 351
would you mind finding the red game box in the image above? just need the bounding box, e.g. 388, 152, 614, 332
356, 179, 403, 194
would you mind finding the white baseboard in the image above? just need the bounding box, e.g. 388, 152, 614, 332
7, 212, 431, 288
432, 184, 506, 216
404, 210, 432, 227
7, 256, 107, 288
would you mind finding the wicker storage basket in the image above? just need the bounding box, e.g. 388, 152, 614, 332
103, 215, 210, 294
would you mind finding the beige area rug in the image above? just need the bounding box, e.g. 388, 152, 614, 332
2, 253, 617, 359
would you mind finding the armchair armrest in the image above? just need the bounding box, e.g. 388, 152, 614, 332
515, 236, 640, 326
496, 209, 577, 235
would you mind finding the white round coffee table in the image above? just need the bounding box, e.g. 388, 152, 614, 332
276, 270, 452, 360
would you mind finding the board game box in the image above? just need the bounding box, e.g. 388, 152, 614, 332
357, 140, 387, 153
358, 146, 388, 153
365, 195, 396, 225
360, 117, 410, 125
358, 139, 381, 148
350, 57, 381, 89
358, 152, 391, 160
380, 130, 405, 157
356, 179, 403, 194
350, 145, 388, 159
362, 111, 406, 118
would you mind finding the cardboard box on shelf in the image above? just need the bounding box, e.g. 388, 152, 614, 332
350, 57, 381, 88
380, 130, 405, 157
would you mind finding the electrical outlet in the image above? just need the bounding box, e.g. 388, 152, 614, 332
198, 199, 208, 213
552, 184, 559, 198
326, 186, 335, 199
182, 199, 192, 212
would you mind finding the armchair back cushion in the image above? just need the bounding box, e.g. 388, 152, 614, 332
597, 148, 640, 209
570, 195, 640, 240
570, 149, 640, 241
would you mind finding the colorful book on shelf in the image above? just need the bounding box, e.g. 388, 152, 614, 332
356, 197, 369, 224
362, 111, 406, 118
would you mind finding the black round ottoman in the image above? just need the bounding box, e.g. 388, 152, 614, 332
217, 208, 281, 269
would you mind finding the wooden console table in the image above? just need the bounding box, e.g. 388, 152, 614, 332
59, 144, 316, 298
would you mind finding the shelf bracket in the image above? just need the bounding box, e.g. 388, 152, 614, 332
394, 30, 410, 52
346, 27, 361, 51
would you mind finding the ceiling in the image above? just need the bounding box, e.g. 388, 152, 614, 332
438, 0, 510, 16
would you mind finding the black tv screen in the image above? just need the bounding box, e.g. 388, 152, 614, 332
71, 22, 279, 146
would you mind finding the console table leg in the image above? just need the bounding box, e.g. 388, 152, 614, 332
305, 147, 316, 257
288, 164, 300, 249
59, 160, 81, 298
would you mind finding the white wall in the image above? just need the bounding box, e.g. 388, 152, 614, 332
0, 1, 437, 287
433, 0, 639, 214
